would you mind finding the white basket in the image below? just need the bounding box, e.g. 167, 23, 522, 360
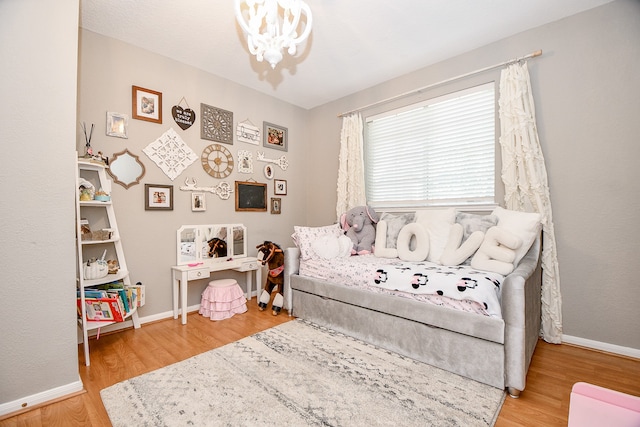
83, 258, 108, 280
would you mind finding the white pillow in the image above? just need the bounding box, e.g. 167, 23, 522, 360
292, 224, 343, 260
471, 226, 522, 275
311, 235, 353, 259
396, 222, 430, 262
374, 220, 398, 259
440, 223, 485, 266
414, 208, 456, 264
378, 212, 415, 249
492, 207, 541, 267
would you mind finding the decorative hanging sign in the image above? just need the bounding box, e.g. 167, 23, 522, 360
172, 97, 196, 130
236, 119, 260, 145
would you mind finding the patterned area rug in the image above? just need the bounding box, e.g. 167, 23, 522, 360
101, 320, 505, 426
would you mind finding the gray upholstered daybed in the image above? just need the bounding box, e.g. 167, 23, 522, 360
282, 217, 542, 397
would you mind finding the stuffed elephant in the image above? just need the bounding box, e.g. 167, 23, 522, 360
341, 206, 379, 255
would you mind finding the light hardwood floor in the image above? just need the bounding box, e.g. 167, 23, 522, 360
2, 303, 639, 426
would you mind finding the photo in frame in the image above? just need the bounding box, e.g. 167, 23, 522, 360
106, 112, 128, 139
145, 184, 173, 210
191, 192, 206, 212
132, 85, 163, 124
274, 179, 287, 195
264, 164, 274, 180
263, 121, 288, 152
271, 197, 281, 215
235, 181, 267, 212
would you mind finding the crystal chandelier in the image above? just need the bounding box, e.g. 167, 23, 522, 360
234, 0, 313, 69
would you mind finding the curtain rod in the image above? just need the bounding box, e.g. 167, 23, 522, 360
338, 49, 542, 118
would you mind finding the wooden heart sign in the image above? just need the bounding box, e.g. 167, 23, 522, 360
172, 105, 196, 130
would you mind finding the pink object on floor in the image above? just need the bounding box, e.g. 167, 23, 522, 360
568, 382, 640, 427
199, 279, 247, 321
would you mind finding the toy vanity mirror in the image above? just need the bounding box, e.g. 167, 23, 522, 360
176, 224, 246, 265
178, 226, 198, 265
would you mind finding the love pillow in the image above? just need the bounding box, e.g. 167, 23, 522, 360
440, 223, 485, 266
471, 226, 522, 275
492, 207, 541, 268
413, 208, 455, 264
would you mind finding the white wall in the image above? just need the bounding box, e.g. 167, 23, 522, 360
306, 0, 640, 351
0, 0, 82, 410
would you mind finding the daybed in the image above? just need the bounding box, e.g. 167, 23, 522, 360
282, 208, 543, 397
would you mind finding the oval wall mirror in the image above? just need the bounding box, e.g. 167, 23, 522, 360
107, 149, 146, 189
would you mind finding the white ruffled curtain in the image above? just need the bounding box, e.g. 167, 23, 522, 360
499, 62, 563, 344
336, 113, 366, 220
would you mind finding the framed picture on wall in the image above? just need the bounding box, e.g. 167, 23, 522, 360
191, 192, 206, 212
106, 112, 128, 138
235, 181, 267, 212
132, 85, 163, 124
274, 179, 287, 195
145, 184, 173, 210
271, 198, 281, 214
263, 121, 288, 152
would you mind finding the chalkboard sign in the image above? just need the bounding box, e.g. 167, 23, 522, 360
235, 181, 267, 211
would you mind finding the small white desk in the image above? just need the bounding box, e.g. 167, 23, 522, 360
171, 257, 262, 324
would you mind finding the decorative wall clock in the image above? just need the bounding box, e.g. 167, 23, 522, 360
201, 103, 233, 144
201, 143, 234, 178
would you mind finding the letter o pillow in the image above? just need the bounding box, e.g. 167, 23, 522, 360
396, 223, 430, 262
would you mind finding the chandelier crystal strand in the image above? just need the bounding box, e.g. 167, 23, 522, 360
235, 0, 312, 69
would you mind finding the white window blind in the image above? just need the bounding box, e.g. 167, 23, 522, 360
364, 83, 495, 208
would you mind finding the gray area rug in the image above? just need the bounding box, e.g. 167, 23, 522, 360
101, 320, 505, 426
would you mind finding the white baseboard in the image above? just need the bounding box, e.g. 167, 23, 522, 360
0, 380, 83, 417
562, 334, 640, 359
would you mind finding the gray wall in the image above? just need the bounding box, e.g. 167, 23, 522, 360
306, 0, 640, 351
0, 0, 81, 408
2, 0, 638, 413
77, 30, 310, 317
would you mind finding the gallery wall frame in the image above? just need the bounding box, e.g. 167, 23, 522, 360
235, 181, 267, 212
263, 121, 287, 152
145, 184, 173, 210
191, 192, 206, 212
271, 197, 281, 214
274, 179, 287, 195
106, 112, 128, 138
132, 85, 163, 124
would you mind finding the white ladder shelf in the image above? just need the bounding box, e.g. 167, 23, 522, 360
75, 158, 141, 366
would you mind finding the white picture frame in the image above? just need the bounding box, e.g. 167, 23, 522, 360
106, 112, 128, 139
274, 179, 287, 195
191, 192, 206, 212
237, 150, 253, 173
264, 164, 274, 180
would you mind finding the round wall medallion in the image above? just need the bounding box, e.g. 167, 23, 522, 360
201, 144, 234, 178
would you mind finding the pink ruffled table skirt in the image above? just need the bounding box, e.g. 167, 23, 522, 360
199, 279, 247, 321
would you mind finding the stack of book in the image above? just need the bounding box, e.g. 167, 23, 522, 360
77, 282, 145, 322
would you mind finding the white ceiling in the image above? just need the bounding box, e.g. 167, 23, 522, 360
79, 0, 614, 110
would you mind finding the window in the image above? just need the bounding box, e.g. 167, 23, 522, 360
364, 83, 495, 209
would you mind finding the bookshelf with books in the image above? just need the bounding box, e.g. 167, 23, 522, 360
75, 158, 144, 366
